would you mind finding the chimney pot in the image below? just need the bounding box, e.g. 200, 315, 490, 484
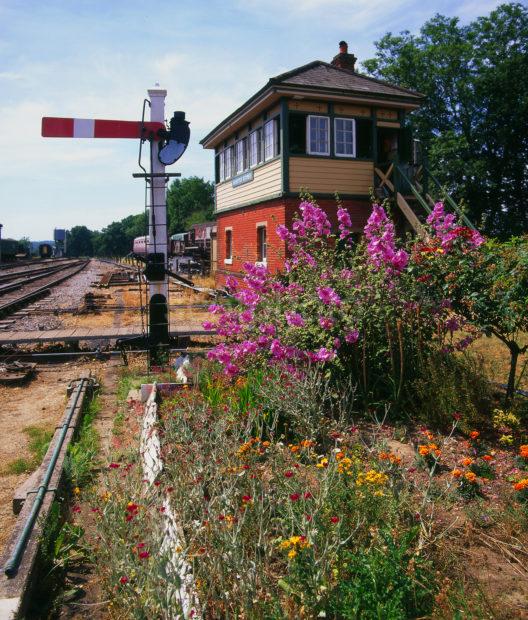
331, 41, 357, 72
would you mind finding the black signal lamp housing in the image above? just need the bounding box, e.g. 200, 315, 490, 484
158, 111, 190, 166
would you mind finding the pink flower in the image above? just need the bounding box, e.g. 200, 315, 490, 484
345, 330, 359, 344
312, 347, 337, 362
202, 321, 215, 330
319, 316, 335, 330
285, 311, 305, 327
337, 206, 353, 240
317, 286, 341, 306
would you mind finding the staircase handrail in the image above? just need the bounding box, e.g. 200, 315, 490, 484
393, 164, 432, 215
420, 165, 476, 230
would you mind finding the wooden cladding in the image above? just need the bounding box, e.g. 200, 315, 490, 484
289, 157, 373, 195
216, 158, 282, 212
288, 100, 329, 114
377, 108, 399, 121
334, 104, 371, 117
377, 121, 400, 128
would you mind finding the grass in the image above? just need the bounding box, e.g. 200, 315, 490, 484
469, 332, 528, 391
113, 367, 153, 437
64, 393, 101, 488
3, 425, 54, 475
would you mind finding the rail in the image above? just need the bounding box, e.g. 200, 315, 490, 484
4, 376, 95, 577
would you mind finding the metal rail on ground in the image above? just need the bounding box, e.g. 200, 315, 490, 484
3, 376, 95, 577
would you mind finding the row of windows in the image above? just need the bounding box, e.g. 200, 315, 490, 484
215, 113, 375, 184
293, 114, 374, 159
217, 118, 279, 182
225, 226, 267, 263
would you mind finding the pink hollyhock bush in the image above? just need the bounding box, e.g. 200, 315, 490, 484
206, 198, 485, 405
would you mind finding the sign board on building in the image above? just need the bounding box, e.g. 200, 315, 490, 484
232, 170, 253, 188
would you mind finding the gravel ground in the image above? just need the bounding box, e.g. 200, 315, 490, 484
12, 260, 115, 332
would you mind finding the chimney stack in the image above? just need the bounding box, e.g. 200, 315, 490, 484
331, 40, 357, 72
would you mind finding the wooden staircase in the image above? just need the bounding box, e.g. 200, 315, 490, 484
374, 163, 476, 234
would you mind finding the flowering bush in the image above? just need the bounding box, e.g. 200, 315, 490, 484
205, 198, 485, 417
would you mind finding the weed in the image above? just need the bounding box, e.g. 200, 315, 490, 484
2, 425, 53, 475
64, 395, 100, 488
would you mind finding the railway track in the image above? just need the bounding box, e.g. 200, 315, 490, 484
0, 260, 89, 317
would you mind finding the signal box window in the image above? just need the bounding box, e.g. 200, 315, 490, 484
307, 115, 329, 156
264, 120, 276, 161
334, 118, 356, 157
225, 228, 233, 264
257, 226, 267, 264
249, 128, 263, 167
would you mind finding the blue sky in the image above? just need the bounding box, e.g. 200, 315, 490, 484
0, 0, 507, 240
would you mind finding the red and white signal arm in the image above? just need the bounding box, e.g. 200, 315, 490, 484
41, 117, 165, 140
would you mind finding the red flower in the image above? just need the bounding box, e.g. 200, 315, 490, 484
452, 412, 462, 421
242, 495, 252, 503
166, 486, 174, 493
136, 542, 146, 548
284, 470, 294, 478
154, 481, 161, 487
289, 493, 300, 501
330, 516, 339, 524
218, 514, 225, 521
119, 576, 129, 584
304, 492, 313, 499
126, 503, 139, 513
72, 505, 81, 513
138, 551, 150, 560
305, 514, 313, 522
109, 463, 120, 469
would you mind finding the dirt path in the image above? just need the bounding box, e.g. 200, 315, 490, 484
0, 361, 108, 556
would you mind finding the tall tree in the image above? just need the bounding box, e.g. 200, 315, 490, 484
166, 176, 214, 235
363, 3, 528, 238
67, 225, 94, 257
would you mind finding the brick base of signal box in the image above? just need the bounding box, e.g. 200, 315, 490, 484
215, 197, 372, 288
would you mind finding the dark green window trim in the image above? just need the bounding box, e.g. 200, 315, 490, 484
280, 98, 289, 194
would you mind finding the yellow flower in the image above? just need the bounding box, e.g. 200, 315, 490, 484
101, 491, 112, 502
316, 457, 329, 469
73, 486, 81, 496
288, 549, 297, 560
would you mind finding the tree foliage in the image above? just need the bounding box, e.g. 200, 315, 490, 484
167, 176, 214, 234
363, 3, 528, 238
63, 176, 214, 257
67, 225, 94, 257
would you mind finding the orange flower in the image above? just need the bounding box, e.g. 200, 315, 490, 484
335, 451, 345, 461
513, 478, 528, 491
519, 445, 528, 459
451, 469, 463, 478
469, 431, 480, 440
418, 445, 430, 456
461, 457, 473, 467
482, 455, 493, 462
464, 471, 477, 483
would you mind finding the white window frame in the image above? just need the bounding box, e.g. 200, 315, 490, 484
235, 138, 246, 174
224, 227, 233, 264
224, 146, 234, 179
334, 117, 356, 158
256, 223, 267, 265
249, 128, 263, 168
264, 119, 277, 161
307, 115, 330, 156
219, 150, 225, 182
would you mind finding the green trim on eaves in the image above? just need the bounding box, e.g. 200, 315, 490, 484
280, 98, 289, 194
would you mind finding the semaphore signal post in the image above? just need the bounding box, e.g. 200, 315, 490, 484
42, 87, 190, 365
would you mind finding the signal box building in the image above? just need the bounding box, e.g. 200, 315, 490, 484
200, 43, 423, 286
